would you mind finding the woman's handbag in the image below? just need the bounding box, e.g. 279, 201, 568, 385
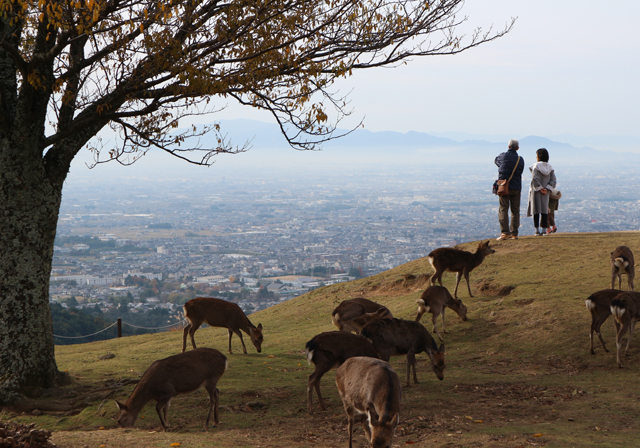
493, 155, 521, 196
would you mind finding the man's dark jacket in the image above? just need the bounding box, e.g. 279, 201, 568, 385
495, 149, 525, 191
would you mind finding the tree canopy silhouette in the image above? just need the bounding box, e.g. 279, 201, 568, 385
0, 0, 512, 402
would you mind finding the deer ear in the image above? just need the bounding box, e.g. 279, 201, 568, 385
257, 323, 263, 330
115, 400, 126, 411
439, 343, 445, 353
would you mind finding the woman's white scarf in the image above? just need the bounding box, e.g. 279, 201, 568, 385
529, 161, 553, 176
529, 161, 554, 191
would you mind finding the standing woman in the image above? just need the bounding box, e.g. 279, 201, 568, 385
527, 148, 556, 236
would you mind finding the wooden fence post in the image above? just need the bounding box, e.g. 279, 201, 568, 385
117, 318, 122, 338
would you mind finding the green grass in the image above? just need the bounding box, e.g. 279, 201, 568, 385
3, 232, 640, 447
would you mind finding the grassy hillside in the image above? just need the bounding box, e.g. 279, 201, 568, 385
2, 232, 640, 448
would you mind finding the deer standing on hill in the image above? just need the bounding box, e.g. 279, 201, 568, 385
336, 357, 402, 448
428, 241, 495, 299
116, 348, 227, 431
332, 298, 393, 334
610, 291, 640, 368
182, 297, 263, 354
610, 246, 635, 291
415, 285, 468, 341
584, 288, 622, 354
305, 331, 379, 413
361, 318, 445, 387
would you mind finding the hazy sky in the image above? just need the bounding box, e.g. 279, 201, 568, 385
71, 1, 640, 178
214, 0, 640, 137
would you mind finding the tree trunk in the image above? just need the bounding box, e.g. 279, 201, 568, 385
0, 138, 66, 403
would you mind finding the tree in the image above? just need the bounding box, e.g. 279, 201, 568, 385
0, 0, 512, 402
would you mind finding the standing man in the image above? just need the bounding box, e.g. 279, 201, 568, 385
495, 139, 525, 240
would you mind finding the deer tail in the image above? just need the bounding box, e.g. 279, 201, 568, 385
585, 299, 596, 312
615, 257, 629, 270
611, 301, 626, 323
415, 299, 429, 315
306, 349, 314, 366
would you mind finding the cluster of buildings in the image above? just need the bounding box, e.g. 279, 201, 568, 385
51, 167, 640, 317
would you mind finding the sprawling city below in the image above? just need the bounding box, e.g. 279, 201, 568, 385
50, 155, 640, 330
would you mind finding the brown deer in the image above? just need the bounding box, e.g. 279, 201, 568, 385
584, 288, 622, 354
361, 318, 445, 387
611, 246, 635, 291
182, 297, 263, 354
415, 285, 468, 341
610, 291, 640, 367
335, 356, 402, 448
332, 298, 393, 334
305, 331, 379, 413
115, 348, 227, 431
428, 241, 495, 299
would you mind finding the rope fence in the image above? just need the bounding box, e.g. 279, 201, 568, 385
53, 318, 186, 340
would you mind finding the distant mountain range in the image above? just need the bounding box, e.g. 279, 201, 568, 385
70, 118, 640, 180
200, 119, 640, 166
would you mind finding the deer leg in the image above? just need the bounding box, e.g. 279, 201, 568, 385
347, 410, 356, 448
431, 270, 443, 287
441, 308, 448, 334
630, 275, 635, 292
236, 329, 248, 354
594, 315, 609, 353
156, 397, 171, 430
625, 322, 634, 356
432, 313, 444, 342
188, 322, 202, 350
618, 275, 623, 290
616, 322, 629, 368
308, 370, 327, 413
464, 270, 473, 297
307, 350, 335, 413
411, 352, 418, 384
453, 272, 462, 299
182, 323, 191, 353
227, 329, 234, 354
361, 413, 372, 443
204, 384, 219, 430
404, 352, 418, 386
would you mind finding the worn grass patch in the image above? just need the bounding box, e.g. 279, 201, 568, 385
2, 232, 640, 447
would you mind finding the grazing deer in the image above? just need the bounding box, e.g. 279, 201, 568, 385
584, 288, 622, 354
116, 348, 227, 431
336, 357, 401, 448
305, 331, 379, 413
182, 297, 263, 354
361, 318, 445, 387
611, 246, 635, 291
415, 285, 468, 341
332, 298, 393, 334
610, 291, 640, 368
428, 241, 495, 299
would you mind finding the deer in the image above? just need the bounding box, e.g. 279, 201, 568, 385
584, 288, 623, 354
610, 291, 640, 368
182, 297, 263, 354
611, 246, 635, 291
335, 356, 402, 448
305, 331, 379, 413
428, 240, 495, 299
415, 285, 468, 341
332, 298, 394, 334
361, 318, 445, 387
115, 348, 227, 431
